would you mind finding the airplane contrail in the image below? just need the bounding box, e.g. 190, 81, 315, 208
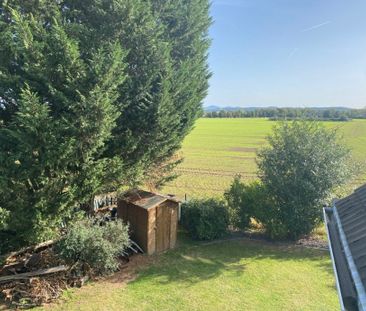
302, 21, 331, 32
287, 48, 299, 60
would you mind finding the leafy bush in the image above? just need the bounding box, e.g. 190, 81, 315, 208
181, 199, 229, 240
224, 177, 287, 239
56, 219, 130, 275
257, 120, 352, 240
225, 177, 270, 230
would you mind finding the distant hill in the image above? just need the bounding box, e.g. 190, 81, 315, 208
203, 105, 352, 113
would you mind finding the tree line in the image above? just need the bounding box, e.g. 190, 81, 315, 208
204, 107, 366, 120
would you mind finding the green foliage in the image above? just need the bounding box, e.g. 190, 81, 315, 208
181, 199, 229, 240
0, 2, 126, 245
56, 219, 130, 275
225, 177, 292, 239
0, 0, 211, 246
225, 177, 271, 230
257, 120, 352, 239
65, 0, 212, 186
0, 207, 9, 229
103, 0, 212, 186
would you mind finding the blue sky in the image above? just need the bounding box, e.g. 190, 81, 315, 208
205, 0, 366, 108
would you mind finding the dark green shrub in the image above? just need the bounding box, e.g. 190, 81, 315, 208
181, 199, 230, 240
224, 177, 264, 229
55, 219, 130, 275
261, 217, 289, 240
225, 177, 291, 240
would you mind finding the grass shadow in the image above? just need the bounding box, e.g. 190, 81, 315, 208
114, 235, 334, 289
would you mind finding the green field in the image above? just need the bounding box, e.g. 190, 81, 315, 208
164, 118, 366, 198
39, 239, 338, 311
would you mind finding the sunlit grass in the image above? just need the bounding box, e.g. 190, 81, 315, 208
164, 118, 366, 198
39, 239, 338, 311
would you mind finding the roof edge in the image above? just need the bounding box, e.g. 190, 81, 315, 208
334, 205, 366, 311
323, 207, 346, 311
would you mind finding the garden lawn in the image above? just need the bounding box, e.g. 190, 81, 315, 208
40, 239, 338, 311
164, 118, 366, 198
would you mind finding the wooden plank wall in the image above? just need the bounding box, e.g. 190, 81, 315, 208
147, 208, 156, 255
155, 201, 178, 253
169, 203, 178, 249
117, 198, 179, 254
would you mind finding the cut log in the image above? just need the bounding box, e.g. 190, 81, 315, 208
33, 240, 55, 252
1, 261, 25, 271
5, 246, 33, 261
5, 240, 55, 262
0, 265, 68, 283
0, 261, 25, 276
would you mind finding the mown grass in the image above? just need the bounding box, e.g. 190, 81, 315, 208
39, 239, 338, 311
164, 118, 366, 198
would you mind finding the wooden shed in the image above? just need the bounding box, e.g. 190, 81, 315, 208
117, 190, 179, 255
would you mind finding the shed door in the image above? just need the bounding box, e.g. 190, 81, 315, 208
156, 205, 171, 252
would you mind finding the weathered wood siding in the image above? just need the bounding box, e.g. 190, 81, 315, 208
117, 197, 179, 255
147, 208, 156, 255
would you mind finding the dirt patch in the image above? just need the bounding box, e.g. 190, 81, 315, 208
41, 254, 157, 309
229, 147, 258, 153
103, 254, 157, 288
197, 230, 328, 251
296, 236, 328, 250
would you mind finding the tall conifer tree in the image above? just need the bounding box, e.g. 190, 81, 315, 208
0, 0, 211, 247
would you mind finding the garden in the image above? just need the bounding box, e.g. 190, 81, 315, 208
0, 1, 361, 310
1, 119, 352, 309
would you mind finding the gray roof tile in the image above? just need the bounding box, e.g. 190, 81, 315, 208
335, 184, 366, 291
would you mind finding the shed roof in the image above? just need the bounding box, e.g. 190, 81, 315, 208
325, 184, 366, 311
121, 189, 179, 210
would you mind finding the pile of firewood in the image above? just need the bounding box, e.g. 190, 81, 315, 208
0, 240, 88, 308
0, 238, 142, 308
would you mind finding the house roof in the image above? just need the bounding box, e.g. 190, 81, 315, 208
324, 184, 366, 311
336, 185, 366, 287
121, 189, 179, 210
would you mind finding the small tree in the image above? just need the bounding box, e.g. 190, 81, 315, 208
257, 120, 351, 239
